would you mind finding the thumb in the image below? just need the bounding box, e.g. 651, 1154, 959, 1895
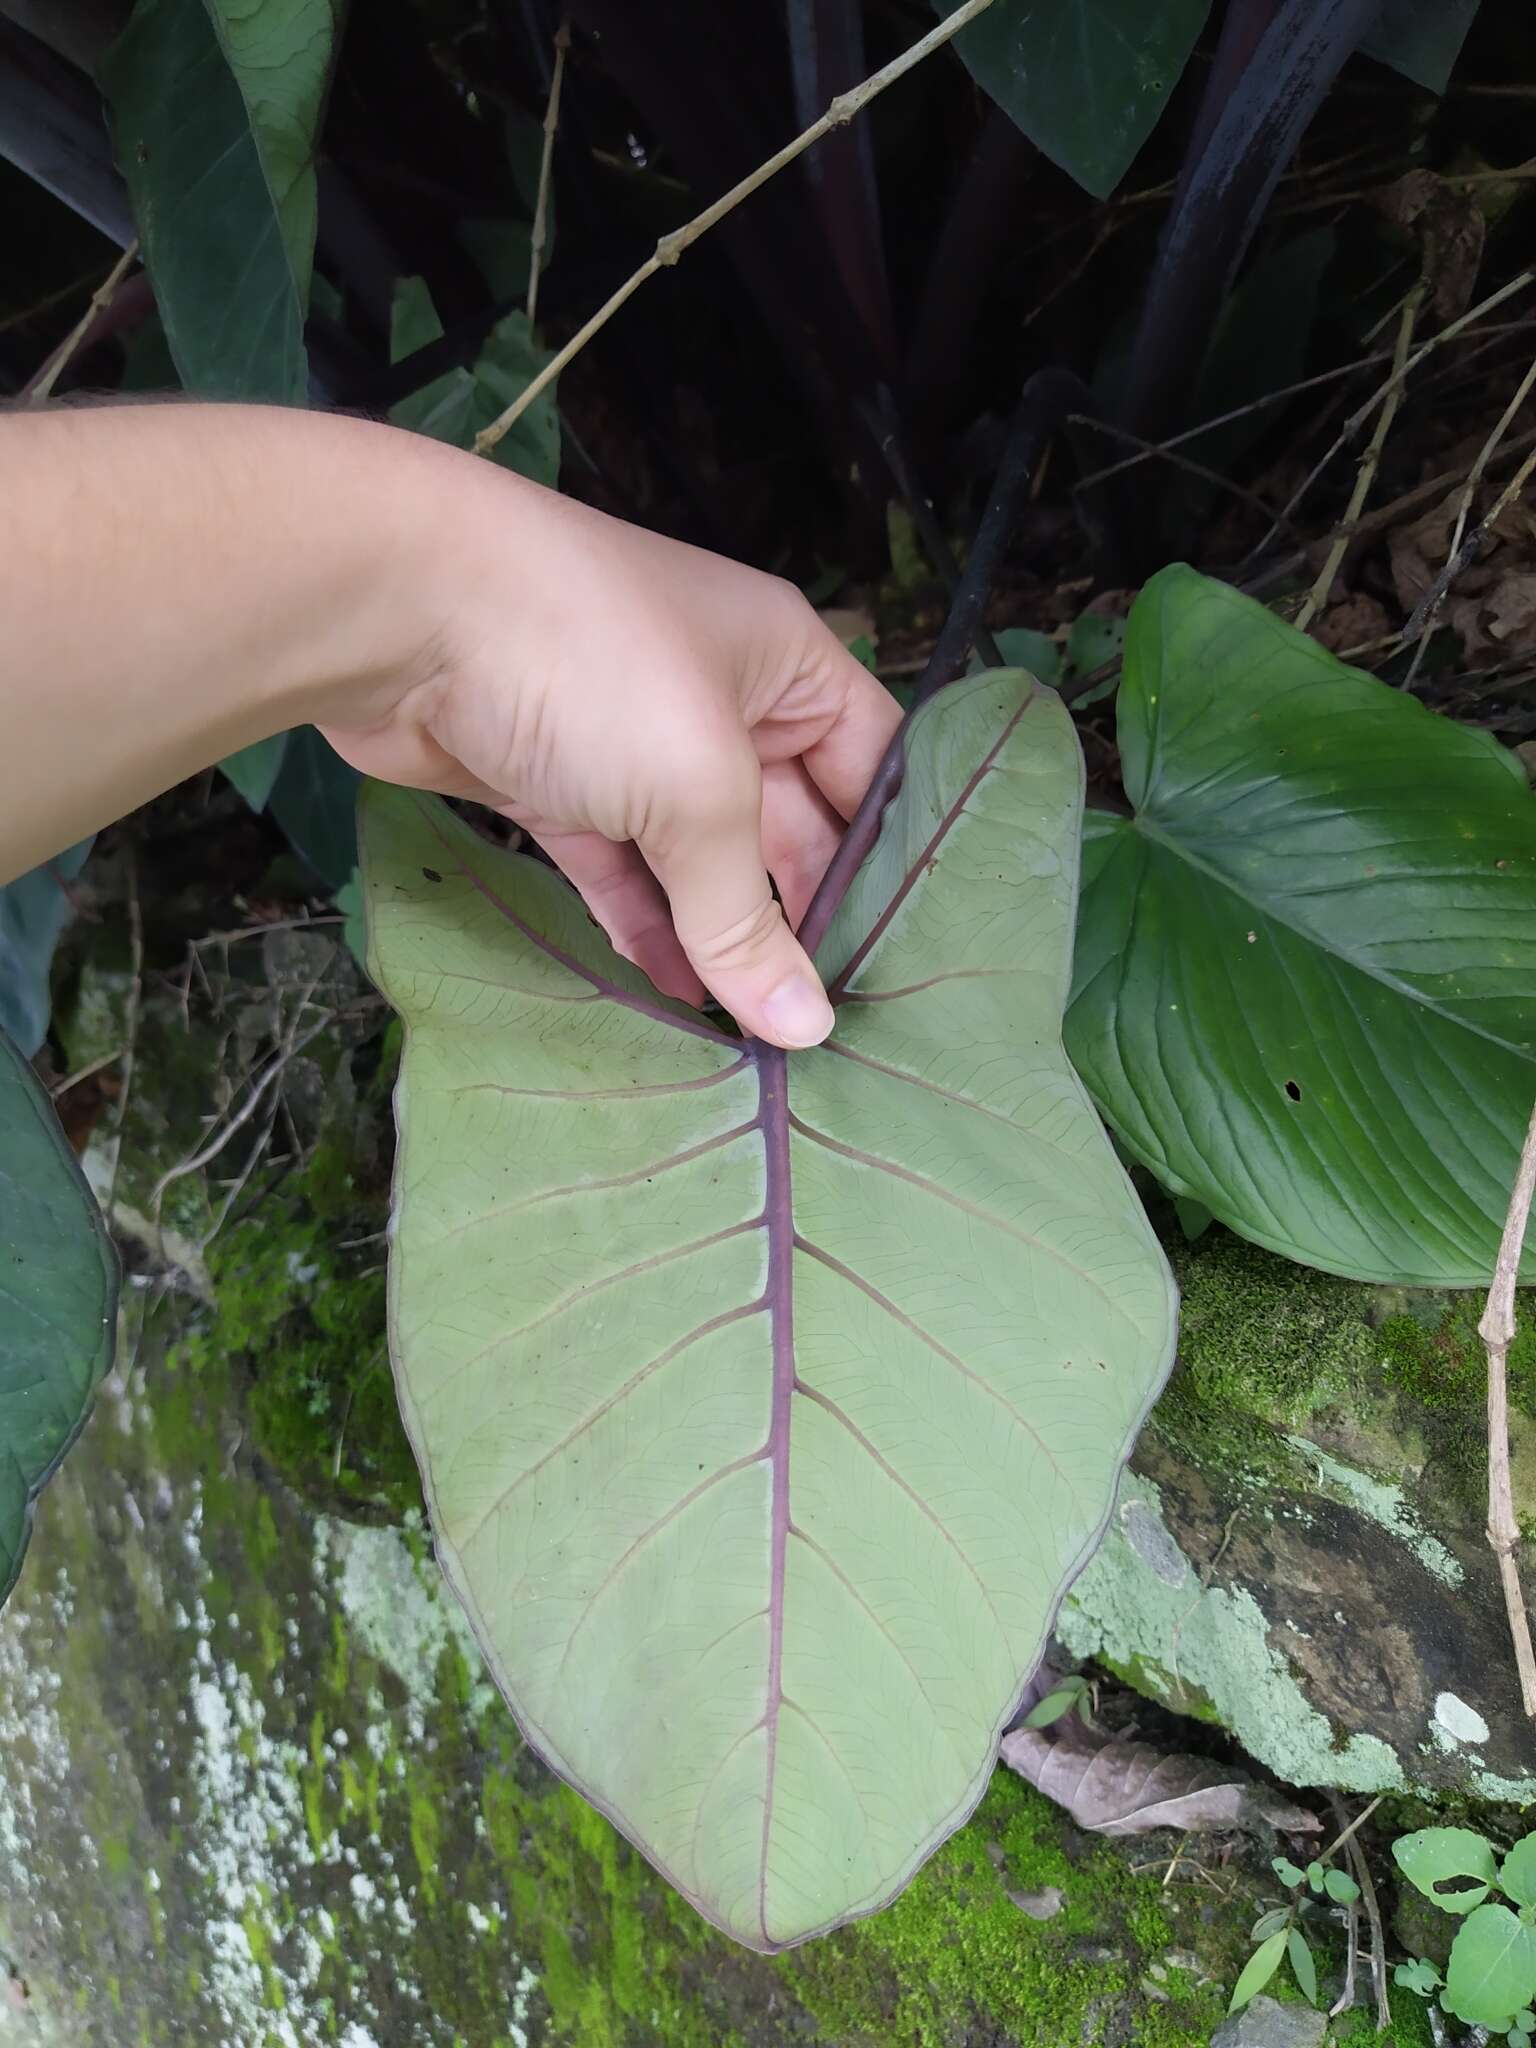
640, 758, 835, 1050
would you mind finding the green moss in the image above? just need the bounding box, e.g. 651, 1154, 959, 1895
1160, 1234, 1377, 1448
168, 1138, 420, 1520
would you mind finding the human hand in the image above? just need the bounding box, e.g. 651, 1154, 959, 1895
322, 461, 902, 1049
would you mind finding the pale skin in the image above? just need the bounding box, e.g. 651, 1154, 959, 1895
0, 405, 902, 1048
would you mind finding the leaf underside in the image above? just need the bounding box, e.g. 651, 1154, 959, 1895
361, 673, 1175, 1949
1067, 565, 1536, 1288
0, 1029, 118, 1606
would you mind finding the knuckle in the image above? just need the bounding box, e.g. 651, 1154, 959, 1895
683, 894, 786, 973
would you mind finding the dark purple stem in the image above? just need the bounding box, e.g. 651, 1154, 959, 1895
1120, 0, 1387, 454
794, 366, 1088, 967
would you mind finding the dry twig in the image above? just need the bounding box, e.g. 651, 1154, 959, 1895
474, 0, 1002, 455
1478, 1097, 1536, 1720
22, 240, 140, 406
1252, 268, 1536, 559
1298, 283, 1423, 629
526, 22, 569, 325
1401, 350, 1536, 674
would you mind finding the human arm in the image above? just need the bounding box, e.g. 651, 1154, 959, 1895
0, 404, 900, 1046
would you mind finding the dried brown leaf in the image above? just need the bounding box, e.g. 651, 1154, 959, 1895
1376, 171, 1485, 321
1000, 1721, 1319, 1839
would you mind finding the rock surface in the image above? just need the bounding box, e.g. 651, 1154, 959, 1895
1061, 1233, 1536, 1803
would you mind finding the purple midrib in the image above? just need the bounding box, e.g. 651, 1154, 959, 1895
753, 1042, 794, 1945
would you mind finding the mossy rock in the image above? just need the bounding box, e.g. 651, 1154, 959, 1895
1060, 1231, 1536, 1805
2, 1293, 1384, 2048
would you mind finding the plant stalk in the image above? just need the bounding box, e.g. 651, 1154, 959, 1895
1479, 1095, 1536, 1720
795, 367, 1085, 966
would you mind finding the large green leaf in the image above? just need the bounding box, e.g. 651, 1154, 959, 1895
1394, 1826, 1499, 1915
102, 0, 337, 400
361, 673, 1175, 1948
1361, 0, 1481, 94
1, 1029, 118, 1606
935, 0, 1211, 199
1444, 1904, 1536, 2030
1066, 566, 1536, 1287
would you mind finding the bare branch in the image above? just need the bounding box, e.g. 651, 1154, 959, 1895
1479, 1095, 1536, 1719
474, 0, 1002, 456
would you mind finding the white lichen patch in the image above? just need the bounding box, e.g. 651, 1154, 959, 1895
1061, 1475, 1406, 1793
1283, 1437, 1464, 1587
1433, 1692, 1490, 1746
322, 1518, 493, 1719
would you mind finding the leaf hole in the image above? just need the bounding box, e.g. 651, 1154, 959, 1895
1283, 1080, 1302, 1103
421, 867, 443, 883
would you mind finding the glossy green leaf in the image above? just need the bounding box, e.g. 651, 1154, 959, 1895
1361, 0, 1481, 94
221, 734, 290, 813
1394, 1827, 1499, 1914
1445, 1904, 1536, 2030
0, 841, 92, 1057
388, 277, 560, 488
1230, 1930, 1287, 2013
1067, 565, 1536, 1287
1503, 1838, 1536, 1910
1, 1028, 118, 1606
102, 0, 337, 400
361, 672, 1175, 1948
936, 0, 1211, 198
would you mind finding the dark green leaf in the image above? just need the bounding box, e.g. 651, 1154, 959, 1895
935, 0, 1211, 198
1066, 611, 1126, 680
1444, 1904, 1536, 2030
1172, 1196, 1213, 1242
1288, 1927, 1318, 2004
1324, 1867, 1361, 1904
102, 0, 337, 400
0, 1028, 118, 1606
1230, 1930, 1287, 2013
1067, 566, 1536, 1287
267, 728, 359, 889
221, 735, 291, 813
1394, 1827, 1499, 1915
0, 842, 92, 1057
1361, 0, 1481, 94
990, 627, 1062, 686
387, 278, 560, 487
1503, 1838, 1536, 1910
1191, 228, 1336, 479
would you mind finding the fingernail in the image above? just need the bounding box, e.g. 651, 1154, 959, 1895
762, 975, 834, 1048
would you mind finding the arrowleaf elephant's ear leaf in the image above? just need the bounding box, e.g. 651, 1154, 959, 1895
359, 672, 1175, 1950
